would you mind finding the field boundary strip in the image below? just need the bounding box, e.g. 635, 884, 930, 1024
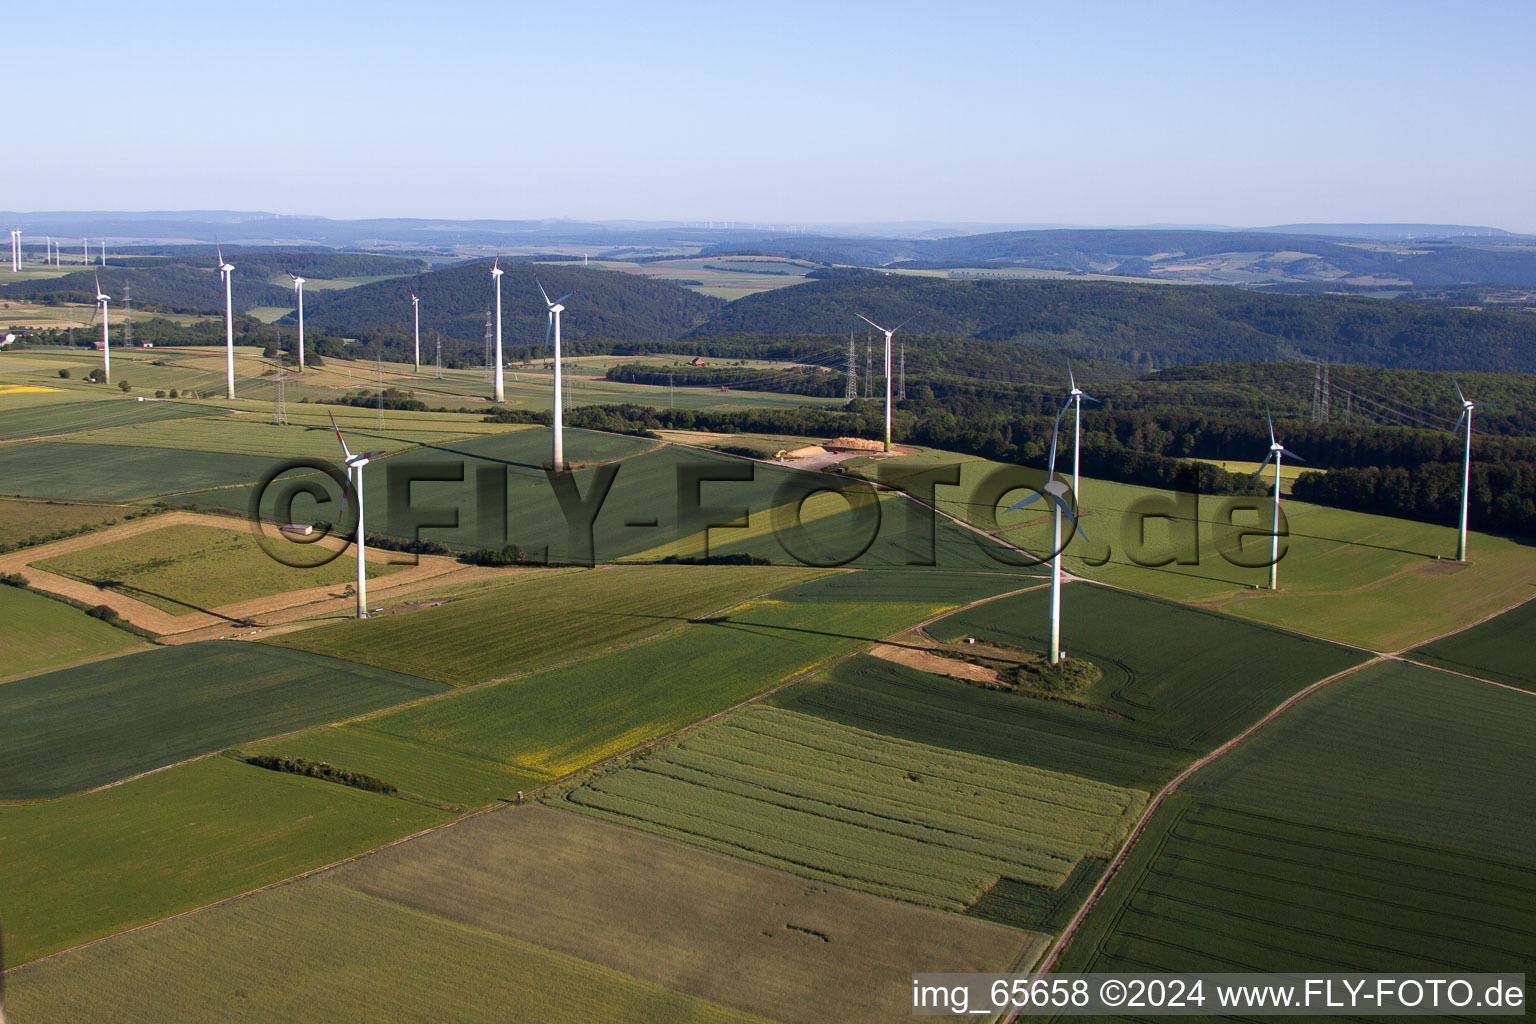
4, 577, 1049, 974
1389, 655, 1536, 697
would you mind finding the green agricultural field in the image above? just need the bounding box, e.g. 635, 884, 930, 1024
867, 450, 1536, 651
0, 756, 449, 965
774, 655, 1186, 789
7, 881, 773, 1023
34, 522, 399, 616
0, 397, 223, 440
0, 642, 446, 799
0, 585, 146, 681
1055, 796, 1536, 978
266, 571, 998, 805
0, 496, 141, 548
924, 582, 1367, 760
560, 706, 1145, 908
269, 563, 830, 686
1408, 597, 1536, 691
0, 441, 278, 501
1183, 660, 1536, 860
323, 805, 1043, 1024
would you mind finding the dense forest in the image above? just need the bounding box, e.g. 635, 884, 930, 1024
286, 261, 723, 348
687, 276, 1536, 373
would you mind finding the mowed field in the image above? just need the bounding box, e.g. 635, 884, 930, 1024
268, 563, 830, 685
6, 806, 1036, 1023
0, 440, 278, 501
34, 522, 399, 616
0, 396, 223, 440
1057, 659, 1536, 990
0, 756, 450, 964
1409, 595, 1536, 691
253, 570, 1020, 807
560, 705, 1145, 908
867, 449, 1536, 651
0, 497, 141, 548
0, 642, 445, 799
0, 584, 147, 681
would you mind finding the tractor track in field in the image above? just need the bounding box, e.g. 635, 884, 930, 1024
1003, 582, 1536, 1019
3, 576, 1050, 977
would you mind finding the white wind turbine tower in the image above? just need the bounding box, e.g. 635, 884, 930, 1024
329, 413, 383, 619
1451, 377, 1496, 562
1064, 359, 1100, 501
490, 258, 506, 402
537, 278, 577, 470
1253, 405, 1305, 591
217, 245, 236, 399
853, 313, 916, 453
288, 271, 306, 370
82, 238, 88, 264
9, 229, 18, 272
1004, 399, 1088, 664
410, 290, 421, 373
90, 274, 111, 383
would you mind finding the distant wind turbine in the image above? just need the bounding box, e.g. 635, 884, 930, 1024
1004, 399, 1087, 664
8, 229, 18, 272
82, 237, 88, 265
490, 258, 505, 402
853, 313, 916, 452
89, 273, 111, 382
329, 413, 382, 619
410, 290, 420, 373
537, 278, 577, 470
217, 245, 236, 399
288, 271, 306, 370
1064, 359, 1100, 501
1451, 377, 1496, 562
1253, 405, 1304, 590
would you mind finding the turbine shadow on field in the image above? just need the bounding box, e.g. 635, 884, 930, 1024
89, 578, 251, 624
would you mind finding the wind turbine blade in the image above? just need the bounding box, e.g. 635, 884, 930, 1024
1003, 490, 1046, 513
1044, 401, 1070, 476
536, 278, 553, 306
891, 314, 918, 333
1472, 402, 1498, 409
1452, 376, 1467, 406
1251, 454, 1275, 479
328, 412, 353, 461
1266, 404, 1275, 446
1057, 498, 1090, 542
554, 291, 576, 305
1285, 449, 1306, 464
1067, 358, 1076, 390
854, 312, 885, 332
1453, 410, 1468, 435
544, 312, 553, 352
1079, 391, 1102, 404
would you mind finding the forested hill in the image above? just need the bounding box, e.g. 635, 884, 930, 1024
293, 262, 724, 345
0, 266, 293, 314
687, 276, 1536, 373
0, 252, 427, 316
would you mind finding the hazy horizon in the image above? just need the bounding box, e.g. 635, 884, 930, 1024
10, 1, 1535, 233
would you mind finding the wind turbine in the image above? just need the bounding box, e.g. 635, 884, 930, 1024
329, 413, 382, 619
217, 246, 236, 398
853, 313, 916, 452
490, 258, 505, 402
1253, 405, 1304, 591
537, 278, 577, 470
1004, 399, 1088, 664
410, 290, 421, 373
8, 229, 18, 272
288, 271, 306, 370
90, 274, 111, 382
1064, 359, 1100, 501
1451, 377, 1496, 562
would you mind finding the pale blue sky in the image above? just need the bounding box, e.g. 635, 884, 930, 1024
10, 1, 1534, 230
